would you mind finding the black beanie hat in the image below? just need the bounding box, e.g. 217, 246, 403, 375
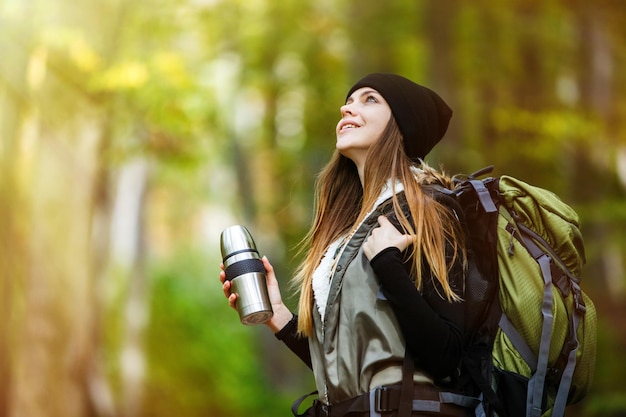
346, 73, 452, 161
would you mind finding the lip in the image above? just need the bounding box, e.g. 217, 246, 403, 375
337, 119, 361, 133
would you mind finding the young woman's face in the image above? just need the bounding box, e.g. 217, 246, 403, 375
335, 87, 392, 164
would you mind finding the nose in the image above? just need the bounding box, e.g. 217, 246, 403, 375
340, 103, 354, 117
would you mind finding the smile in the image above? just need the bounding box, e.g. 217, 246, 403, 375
339, 122, 359, 132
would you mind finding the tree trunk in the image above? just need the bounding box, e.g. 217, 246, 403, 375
110, 157, 151, 417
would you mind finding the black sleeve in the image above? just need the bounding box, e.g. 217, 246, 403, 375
370, 247, 465, 380
274, 314, 313, 369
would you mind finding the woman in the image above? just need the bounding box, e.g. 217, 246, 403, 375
220, 73, 472, 417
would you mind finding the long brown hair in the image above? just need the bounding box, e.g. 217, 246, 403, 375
293, 118, 466, 337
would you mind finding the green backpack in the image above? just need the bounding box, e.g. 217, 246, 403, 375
442, 167, 597, 417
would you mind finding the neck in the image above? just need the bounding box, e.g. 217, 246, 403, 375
351, 157, 366, 187
357, 164, 365, 187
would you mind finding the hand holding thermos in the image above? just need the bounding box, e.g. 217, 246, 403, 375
220, 225, 273, 324
219, 225, 293, 330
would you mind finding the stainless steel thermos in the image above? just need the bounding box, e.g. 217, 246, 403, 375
220, 225, 273, 325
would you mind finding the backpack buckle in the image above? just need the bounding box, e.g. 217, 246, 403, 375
373, 386, 393, 412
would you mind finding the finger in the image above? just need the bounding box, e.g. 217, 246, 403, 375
228, 293, 237, 309
378, 215, 391, 226
219, 269, 226, 284
261, 256, 276, 281
222, 280, 231, 297
261, 255, 273, 272
378, 216, 398, 232
378, 216, 399, 233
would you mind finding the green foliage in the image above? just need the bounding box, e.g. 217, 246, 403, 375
585, 394, 626, 417
144, 248, 294, 417
581, 320, 626, 416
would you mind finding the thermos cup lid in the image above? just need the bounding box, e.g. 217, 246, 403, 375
220, 225, 257, 261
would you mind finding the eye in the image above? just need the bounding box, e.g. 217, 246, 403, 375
365, 95, 378, 103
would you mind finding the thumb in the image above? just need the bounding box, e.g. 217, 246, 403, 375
378, 215, 392, 226
261, 256, 277, 280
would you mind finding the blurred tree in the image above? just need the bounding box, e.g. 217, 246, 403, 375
0, 3, 31, 416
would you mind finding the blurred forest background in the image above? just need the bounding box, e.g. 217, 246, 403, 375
1, 0, 625, 416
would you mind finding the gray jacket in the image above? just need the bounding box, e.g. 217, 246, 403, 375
309, 198, 433, 405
